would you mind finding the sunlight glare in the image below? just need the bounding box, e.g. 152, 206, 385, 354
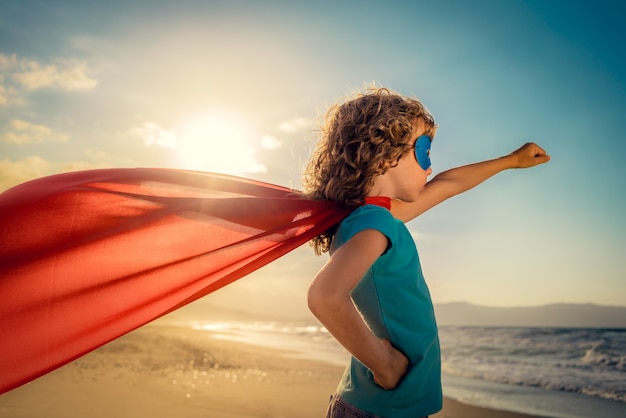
178, 112, 266, 175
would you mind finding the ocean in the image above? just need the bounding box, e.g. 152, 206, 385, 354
438, 326, 626, 418
190, 321, 626, 418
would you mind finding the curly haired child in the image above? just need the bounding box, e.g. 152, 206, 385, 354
303, 87, 550, 418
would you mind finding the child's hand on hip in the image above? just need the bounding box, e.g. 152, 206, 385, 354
373, 339, 409, 390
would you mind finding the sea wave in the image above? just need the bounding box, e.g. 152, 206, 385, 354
439, 326, 626, 404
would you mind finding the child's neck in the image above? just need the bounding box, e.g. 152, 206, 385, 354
367, 176, 397, 200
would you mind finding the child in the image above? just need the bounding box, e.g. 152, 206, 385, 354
303, 87, 550, 418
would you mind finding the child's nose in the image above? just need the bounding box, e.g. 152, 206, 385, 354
426, 167, 433, 176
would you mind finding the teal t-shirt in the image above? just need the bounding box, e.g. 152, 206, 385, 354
331, 204, 442, 417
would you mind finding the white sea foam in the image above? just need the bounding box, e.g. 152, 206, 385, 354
438, 327, 626, 405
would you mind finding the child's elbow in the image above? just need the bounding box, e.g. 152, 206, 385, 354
307, 283, 334, 320
307, 282, 348, 323
307, 284, 323, 318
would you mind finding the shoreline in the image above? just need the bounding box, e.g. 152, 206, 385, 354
0, 322, 547, 418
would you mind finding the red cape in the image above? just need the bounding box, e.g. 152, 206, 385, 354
0, 168, 350, 394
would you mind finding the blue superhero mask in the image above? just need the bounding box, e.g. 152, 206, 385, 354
414, 135, 431, 170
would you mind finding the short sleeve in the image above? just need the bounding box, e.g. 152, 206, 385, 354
332, 206, 398, 254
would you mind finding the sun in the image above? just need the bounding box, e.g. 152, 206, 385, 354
177, 111, 266, 175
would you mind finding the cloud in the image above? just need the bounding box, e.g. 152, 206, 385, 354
277, 117, 314, 132
261, 135, 282, 150
0, 156, 108, 192
0, 84, 7, 106
0, 119, 69, 144
132, 122, 179, 148
0, 53, 98, 106
0, 156, 52, 191
0, 53, 18, 71
12, 60, 98, 91
0, 84, 23, 107
0, 70, 22, 107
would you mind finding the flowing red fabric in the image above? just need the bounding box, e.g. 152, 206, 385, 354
0, 168, 350, 394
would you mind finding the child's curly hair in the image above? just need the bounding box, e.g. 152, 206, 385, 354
302, 87, 436, 254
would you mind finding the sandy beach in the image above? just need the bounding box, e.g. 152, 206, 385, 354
0, 322, 545, 418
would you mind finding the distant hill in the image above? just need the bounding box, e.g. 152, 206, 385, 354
434, 302, 626, 328
157, 299, 626, 328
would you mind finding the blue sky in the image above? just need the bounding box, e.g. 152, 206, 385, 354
1, 0, 624, 317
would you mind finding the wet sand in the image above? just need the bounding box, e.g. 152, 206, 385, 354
0, 322, 545, 417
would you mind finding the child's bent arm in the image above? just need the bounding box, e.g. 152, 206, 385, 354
392, 142, 550, 222
307, 229, 410, 390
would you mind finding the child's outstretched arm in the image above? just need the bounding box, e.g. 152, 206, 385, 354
392, 142, 550, 222
307, 229, 410, 390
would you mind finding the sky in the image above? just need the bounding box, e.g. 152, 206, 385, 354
1, 0, 624, 319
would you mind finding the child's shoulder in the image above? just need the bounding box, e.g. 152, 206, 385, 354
335, 204, 398, 246
343, 204, 395, 226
